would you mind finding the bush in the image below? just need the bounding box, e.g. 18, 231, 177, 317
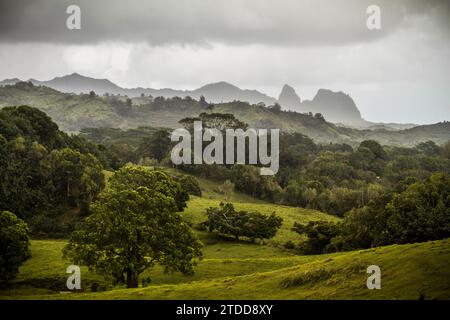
205, 203, 282, 242
284, 240, 296, 250
178, 175, 202, 196
0, 211, 31, 282
293, 221, 340, 254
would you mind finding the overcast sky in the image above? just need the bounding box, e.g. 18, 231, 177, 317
0, 0, 449, 124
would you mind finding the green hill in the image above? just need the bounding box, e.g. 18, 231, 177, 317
1, 174, 448, 300
2, 238, 449, 300
1, 82, 449, 146
1, 172, 448, 300
0, 174, 341, 298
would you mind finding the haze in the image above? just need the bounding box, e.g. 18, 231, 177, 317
0, 0, 449, 124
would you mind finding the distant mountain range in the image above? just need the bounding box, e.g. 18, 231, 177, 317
0, 73, 384, 126
0, 81, 448, 147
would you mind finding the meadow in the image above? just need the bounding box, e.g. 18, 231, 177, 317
1, 174, 449, 300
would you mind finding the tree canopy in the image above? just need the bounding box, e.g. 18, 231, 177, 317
64, 166, 202, 288
0, 211, 31, 282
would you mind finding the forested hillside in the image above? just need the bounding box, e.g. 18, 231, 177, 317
0, 82, 449, 146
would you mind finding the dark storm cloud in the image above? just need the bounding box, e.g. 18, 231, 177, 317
0, 0, 448, 46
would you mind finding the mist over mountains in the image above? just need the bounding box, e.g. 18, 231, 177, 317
1, 73, 375, 126
0, 80, 448, 147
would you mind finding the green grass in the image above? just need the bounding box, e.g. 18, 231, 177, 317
105, 168, 339, 246
1, 240, 108, 297
183, 197, 339, 246
3, 239, 449, 300
2, 172, 447, 300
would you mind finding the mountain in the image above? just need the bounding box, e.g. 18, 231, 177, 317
29, 73, 125, 95
192, 82, 276, 105
0, 81, 448, 147
299, 89, 364, 125
0, 74, 276, 105
0, 78, 21, 86
278, 84, 301, 109
276, 85, 365, 125
0, 74, 416, 127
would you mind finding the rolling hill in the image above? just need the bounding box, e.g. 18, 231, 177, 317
1, 74, 366, 124
1, 173, 449, 300
0, 81, 448, 146
2, 233, 449, 300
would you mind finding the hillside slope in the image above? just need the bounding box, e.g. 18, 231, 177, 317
0, 82, 449, 146
1, 172, 448, 300
88, 238, 450, 300
4, 239, 449, 300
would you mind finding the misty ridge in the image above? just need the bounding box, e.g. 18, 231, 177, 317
0, 73, 417, 130
0, 77, 449, 148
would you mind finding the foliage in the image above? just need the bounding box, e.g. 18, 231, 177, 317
64, 172, 202, 288
136, 129, 171, 162
385, 173, 450, 243
292, 221, 340, 254
174, 174, 202, 197
205, 203, 282, 242
108, 165, 189, 211
1, 83, 449, 145
0, 106, 109, 235
300, 173, 450, 253
0, 211, 31, 282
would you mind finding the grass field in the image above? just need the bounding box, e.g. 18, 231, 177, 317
1, 173, 449, 300
2, 238, 449, 299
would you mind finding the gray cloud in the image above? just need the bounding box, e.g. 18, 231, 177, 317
0, 0, 449, 124
0, 0, 448, 46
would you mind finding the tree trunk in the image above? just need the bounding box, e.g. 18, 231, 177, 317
126, 271, 139, 288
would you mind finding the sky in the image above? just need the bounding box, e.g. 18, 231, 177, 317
0, 0, 449, 124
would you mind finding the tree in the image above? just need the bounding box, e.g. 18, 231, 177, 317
140, 129, 171, 162
109, 165, 189, 211
333, 173, 450, 250
240, 211, 282, 242
416, 141, 440, 156
359, 140, 386, 159
180, 113, 247, 131
0, 211, 31, 282
292, 221, 339, 254
199, 95, 208, 108
442, 140, 450, 159
175, 175, 202, 196
126, 98, 132, 108
48, 148, 105, 213
64, 186, 202, 288
314, 113, 325, 121
205, 203, 282, 242
385, 173, 450, 244
269, 103, 282, 113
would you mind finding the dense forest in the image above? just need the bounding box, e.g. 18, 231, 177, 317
80, 112, 450, 254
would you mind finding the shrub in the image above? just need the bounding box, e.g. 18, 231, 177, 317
205, 203, 282, 242
0, 211, 31, 282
